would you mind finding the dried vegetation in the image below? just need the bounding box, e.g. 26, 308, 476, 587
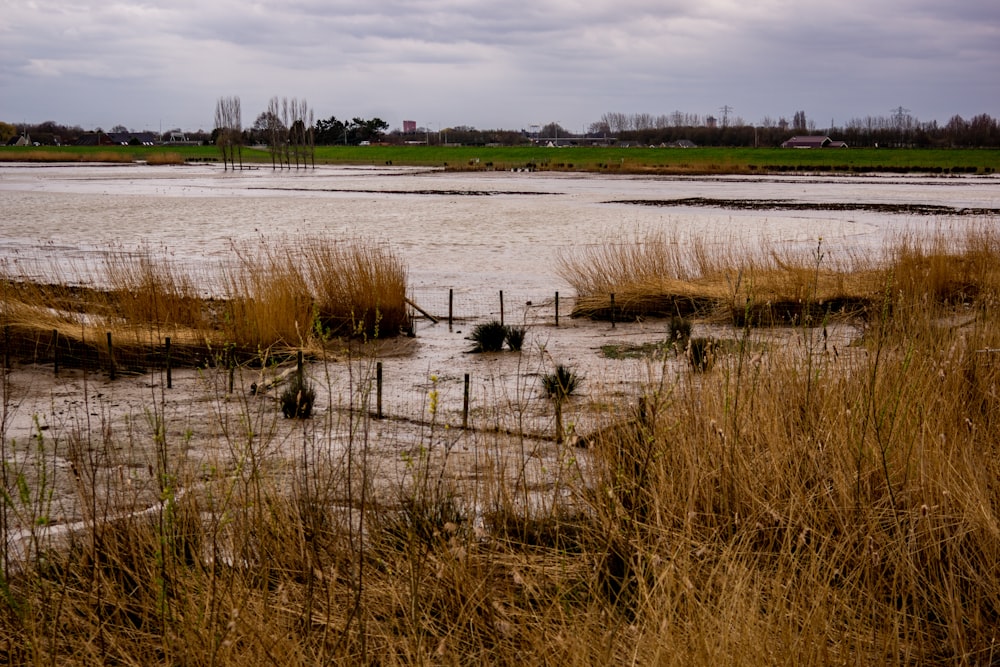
3, 226, 1000, 664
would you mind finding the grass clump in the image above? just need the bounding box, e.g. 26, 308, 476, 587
686, 336, 716, 372
468, 321, 527, 352
280, 372, 316, 418
505, 325, 527, 351
302, 237, 409, 339
542, 364, 582, 399
668, 315, 692, 346
468, 320, 508, 352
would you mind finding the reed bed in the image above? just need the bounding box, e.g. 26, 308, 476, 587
559, 226, 1000, 326
0, 149, 135, 163
143, 151, 185, 165
3, 227, 1000, 664
0, 236, 410, 370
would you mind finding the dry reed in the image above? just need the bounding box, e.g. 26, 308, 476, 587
559, 226, 1000, 327
3, 227, 1000, 664
0, 236, 410, 369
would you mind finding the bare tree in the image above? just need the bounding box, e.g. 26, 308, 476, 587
261, 97, 286, 170
214, 96, 243, 171
792, 110, 808, 133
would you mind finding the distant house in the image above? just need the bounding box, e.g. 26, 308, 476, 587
667, 139, 697, 148
76, 131, 157, 146
76, 133, 114, 146
781, 135, 848, 148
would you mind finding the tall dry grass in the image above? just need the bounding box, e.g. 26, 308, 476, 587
302, 238, 409, 339
0, 236, 410, 368
3, 226, 1000, 664
144, 152, 184, 165
0, 150, 134, 163
559, 226, 1000, 326
219, 236, 409, 351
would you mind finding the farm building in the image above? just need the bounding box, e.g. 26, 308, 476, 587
781, 135, 848, 148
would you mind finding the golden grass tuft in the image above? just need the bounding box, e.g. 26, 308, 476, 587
0, 236, 410, 369
144, 151, 184, 165
301, 238, 409, 338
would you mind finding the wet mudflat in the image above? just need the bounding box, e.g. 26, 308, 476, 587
1, 163, 997, 533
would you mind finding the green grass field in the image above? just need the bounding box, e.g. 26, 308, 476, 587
2, 144, 998, 174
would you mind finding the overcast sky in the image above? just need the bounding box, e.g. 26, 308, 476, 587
1, 0, 997, 134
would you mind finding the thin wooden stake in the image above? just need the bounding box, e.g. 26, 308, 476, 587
555, 291, 559, 327
463, 373, 470, 429
53, 329, 59, 375
106, 331, 116, 380
500, 290, 505, 327
610, 293, 616, 328
555, 400, 564, 444
376, 361, 383, 419
449, 288, 454, 329
165, 337, 172, 389
405, 297, 438, 324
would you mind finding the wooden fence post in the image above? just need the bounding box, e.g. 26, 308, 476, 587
463, 373, 470, 429
165, 337, 172, 389
376, 361, 383, 419
106, 332, 116, 380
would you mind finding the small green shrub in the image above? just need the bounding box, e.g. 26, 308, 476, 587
542, 364, 582, 400
281, 373, 316, 418
469, 320, 508, 352
505, 325, 526, 351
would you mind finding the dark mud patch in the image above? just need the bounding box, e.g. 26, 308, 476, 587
573, 293, 873, 327
251, 186, 554, 197
606, 197, 1000, 216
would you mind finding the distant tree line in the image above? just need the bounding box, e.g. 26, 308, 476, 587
5, 109, 999, 149
311, 116, 389, 145
597, 110, 1000, 148
387, 125, 529, 146
1, 120, 216, 146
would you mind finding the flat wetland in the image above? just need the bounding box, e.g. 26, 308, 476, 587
2, 161, 1000, 664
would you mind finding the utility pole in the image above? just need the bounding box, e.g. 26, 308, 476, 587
720, 105, 733, 128
891, 106, 910, 129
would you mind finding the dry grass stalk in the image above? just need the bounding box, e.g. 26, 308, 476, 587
4, 226, 1000, 663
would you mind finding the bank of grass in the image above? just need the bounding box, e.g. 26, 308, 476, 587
559, 227, 1000, 325
0, 237, 409, 369
2, 144, 997, 174
4, 228, 1000, 664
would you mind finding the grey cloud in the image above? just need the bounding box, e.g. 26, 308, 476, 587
1, 0, 996, 131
